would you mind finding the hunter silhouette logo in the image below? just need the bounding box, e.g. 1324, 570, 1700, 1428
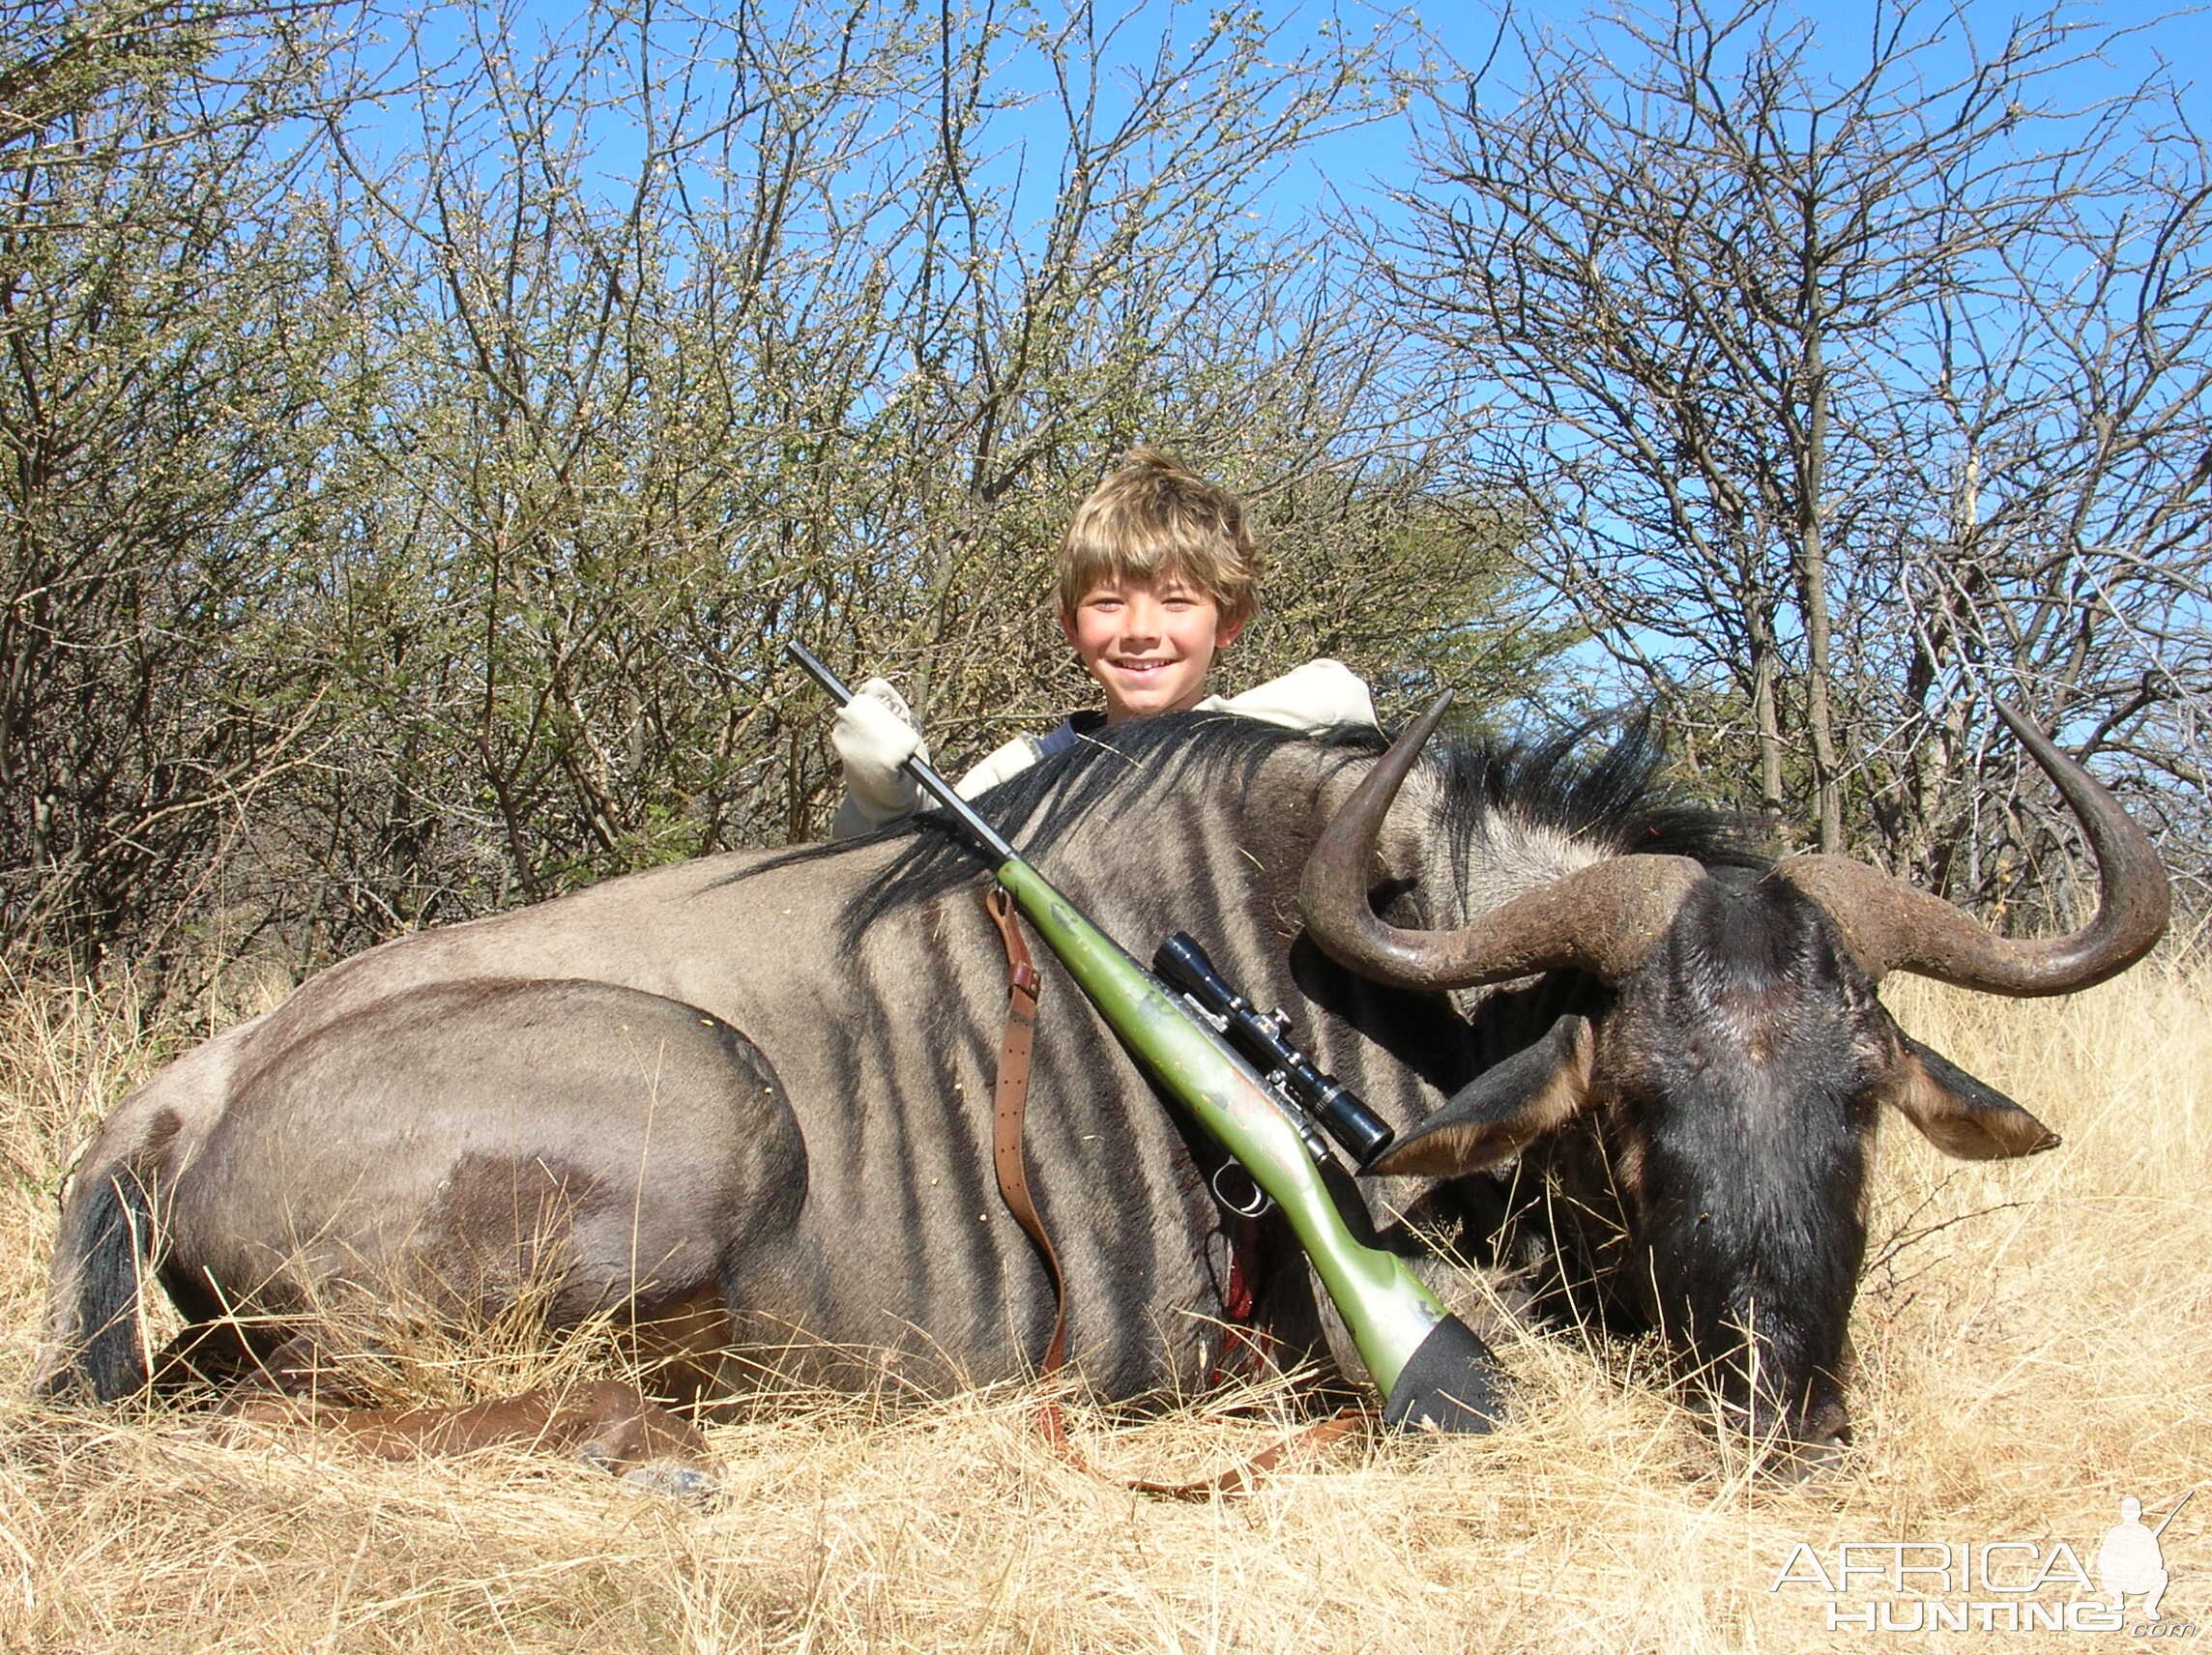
1768, 1489, 2197, 1635
2098, 1492, 2188, 1622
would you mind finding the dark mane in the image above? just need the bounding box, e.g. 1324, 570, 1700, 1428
1428, 710, 1771, 872
835, 712, 1366, 936
778, 707, 1767, 941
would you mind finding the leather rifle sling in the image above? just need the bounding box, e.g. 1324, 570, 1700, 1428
982, 886, 1365, 1496
983, 886, 1070, 1449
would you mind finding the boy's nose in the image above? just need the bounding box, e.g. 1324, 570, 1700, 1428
1119, 598, 1162, 641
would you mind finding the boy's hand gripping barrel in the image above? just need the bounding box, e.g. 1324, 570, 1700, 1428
790, 641, 1504, 1432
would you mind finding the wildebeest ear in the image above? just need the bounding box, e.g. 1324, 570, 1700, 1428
1364, 1015, 1593, 1177
1879, 1034, 2060, 1160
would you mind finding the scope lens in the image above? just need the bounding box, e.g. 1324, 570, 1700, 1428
1314, 1088, 1396, 1166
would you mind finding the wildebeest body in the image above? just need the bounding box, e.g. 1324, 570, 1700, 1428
38, 708, 2168, 1459
48, 730, 1466, 1402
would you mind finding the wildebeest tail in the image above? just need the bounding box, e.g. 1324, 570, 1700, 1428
35, 1162, 159, 1403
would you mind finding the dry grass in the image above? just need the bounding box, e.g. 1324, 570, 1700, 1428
1, 959, 2206, 1652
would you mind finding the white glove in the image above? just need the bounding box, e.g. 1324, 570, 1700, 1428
831, 678, 929, 838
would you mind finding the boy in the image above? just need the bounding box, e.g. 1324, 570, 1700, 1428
832, 450, 1373, 838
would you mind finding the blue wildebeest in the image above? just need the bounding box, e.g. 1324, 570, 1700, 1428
35, 702, 2167, 1468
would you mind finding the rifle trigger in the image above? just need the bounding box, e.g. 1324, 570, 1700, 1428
1211, 1162, 1272, 1219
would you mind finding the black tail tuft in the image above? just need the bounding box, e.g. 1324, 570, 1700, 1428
37, 1167, 157, 1403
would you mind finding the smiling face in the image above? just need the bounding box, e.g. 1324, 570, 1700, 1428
1060, 575, 1244, 724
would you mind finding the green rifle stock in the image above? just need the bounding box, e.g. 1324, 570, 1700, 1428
791, 642, 1502, 1432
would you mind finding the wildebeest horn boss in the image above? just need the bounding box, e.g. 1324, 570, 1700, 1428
37, 699, 2167, 1473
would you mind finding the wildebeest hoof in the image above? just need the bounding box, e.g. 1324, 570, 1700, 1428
574, 1437, 619, 1472
619, 1459, 721, 1503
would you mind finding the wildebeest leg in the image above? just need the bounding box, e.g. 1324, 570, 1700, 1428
140, 977, 802, 1497
227, 1379, 718, 1497
215, 1324, 721, 1495
143, 1263, 351, 1398
148, 1317, 266, 1397
216, 1325, 399, 1408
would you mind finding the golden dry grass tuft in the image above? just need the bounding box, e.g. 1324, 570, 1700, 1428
1, 959, 2207, 1652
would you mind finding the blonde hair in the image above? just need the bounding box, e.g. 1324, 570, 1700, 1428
1055, 450, 1261, 629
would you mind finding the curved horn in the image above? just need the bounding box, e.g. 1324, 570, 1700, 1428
1780, 701, 2169, 995
1298, 693, 1705, 990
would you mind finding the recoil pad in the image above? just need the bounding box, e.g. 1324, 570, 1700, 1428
1381, 1315, 1507, 1435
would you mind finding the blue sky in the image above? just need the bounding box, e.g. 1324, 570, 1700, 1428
342, 0, 2206, 258
1261, 0, 2208, 224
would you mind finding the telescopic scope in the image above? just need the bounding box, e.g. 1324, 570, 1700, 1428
1152, 931, 1397, 1169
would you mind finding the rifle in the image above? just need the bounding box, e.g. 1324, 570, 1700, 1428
790, 642, 1502, 1433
